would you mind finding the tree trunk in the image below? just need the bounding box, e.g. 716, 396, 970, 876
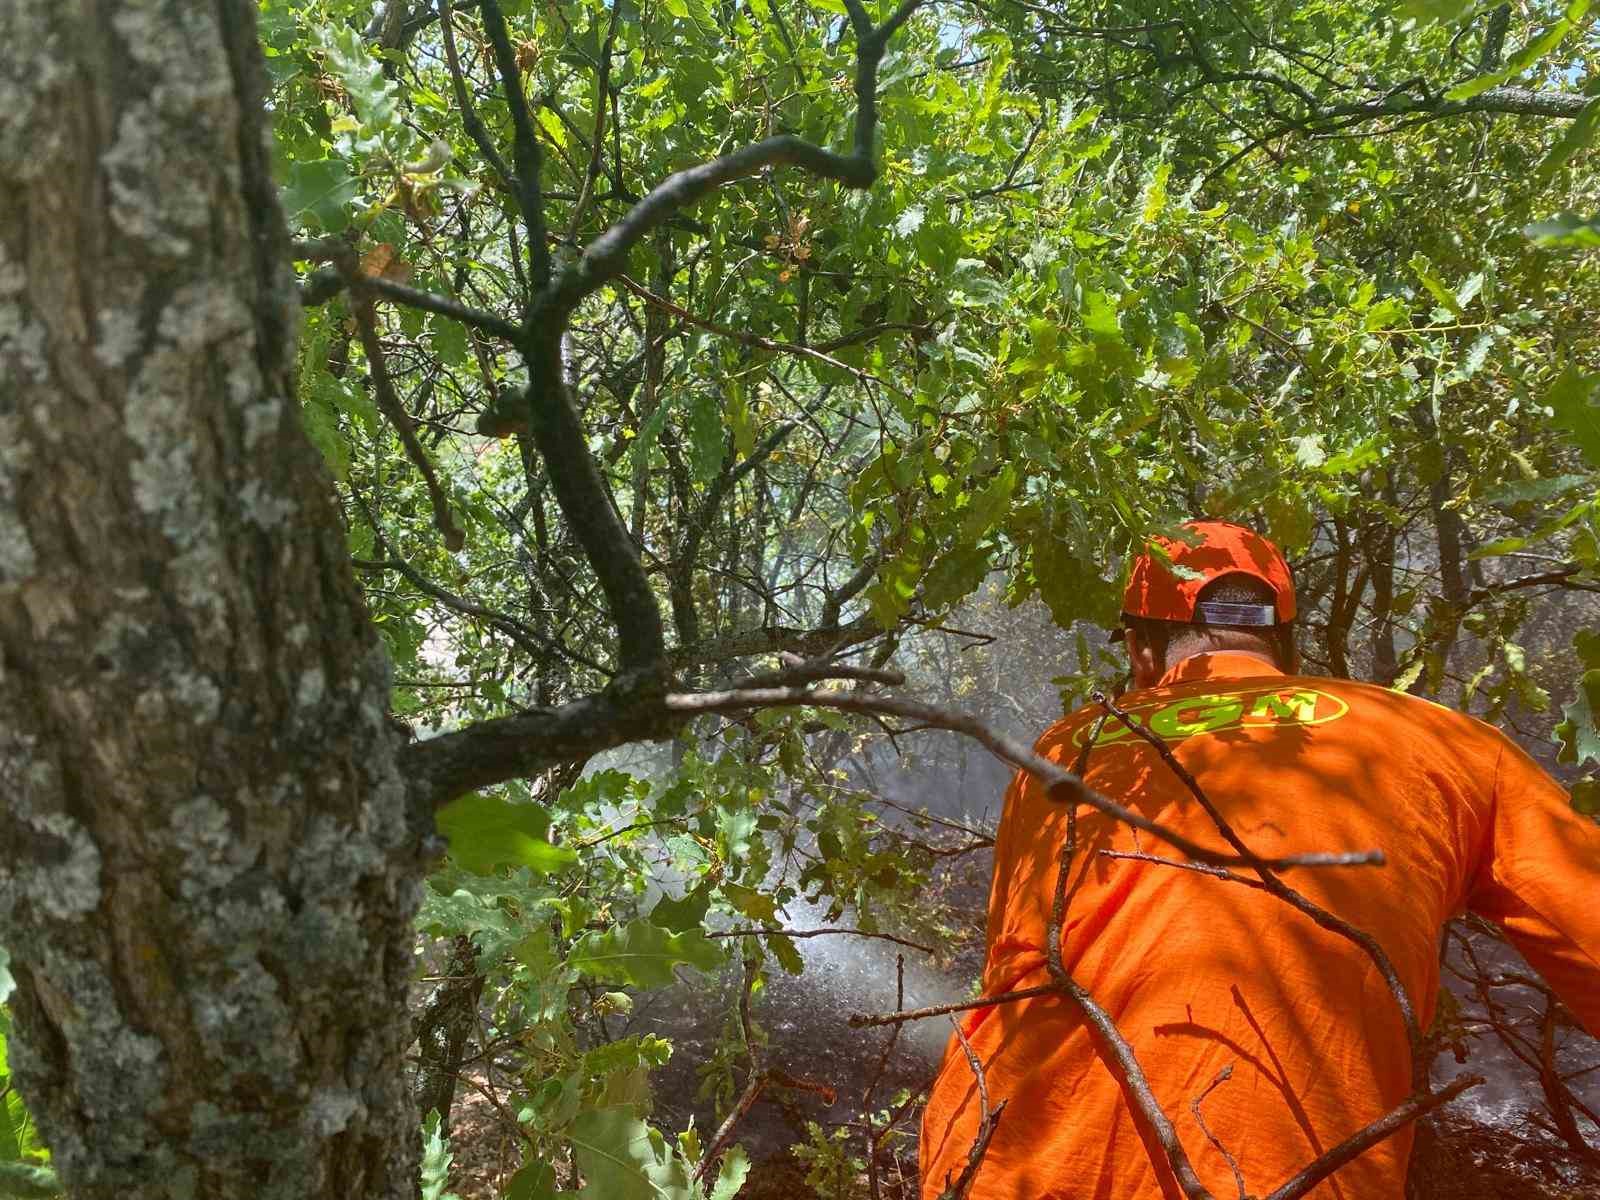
0, 2, 430, 1196
1365, 505, 1399, 686
412, 937, 484, 1137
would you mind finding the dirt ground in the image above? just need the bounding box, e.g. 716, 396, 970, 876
445, 1068, 1600, 1200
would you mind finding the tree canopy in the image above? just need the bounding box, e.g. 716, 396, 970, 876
2, 0, 1599, 1196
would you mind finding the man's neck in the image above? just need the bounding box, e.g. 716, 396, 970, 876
1141, 649, 1286, 690
1171, 648, 1280, 673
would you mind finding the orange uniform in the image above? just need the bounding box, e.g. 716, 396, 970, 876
921, 652, 1600, 1200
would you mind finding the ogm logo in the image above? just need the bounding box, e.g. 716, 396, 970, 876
1075, 687, 1350, 746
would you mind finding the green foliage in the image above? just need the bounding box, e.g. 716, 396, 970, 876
1526, 212, 1600, 246
1555, 631, 1600, 767
260, 0, 1600, 1184
1543, 367, 1600, 466
420, 1110, 463, 1200
567, 922, 725, 990
436, 792, 580, 876
0, 1005, 55, 1199
564, 1106, 746, 1200
791, 1121, 866, 1200
0, 1164, 62, 1200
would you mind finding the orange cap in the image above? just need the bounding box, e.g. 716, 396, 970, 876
1122, 520, 1296, 625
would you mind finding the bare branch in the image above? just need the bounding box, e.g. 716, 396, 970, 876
670, 412, 801, 650
1190, 1067, 1247, 1200
935, 1015, 1007, 1200
1044, 802, 1212, 1199
707, 926, 936, 955
666, 617, 882, 671
405, 668, 672, 807
740, 652, 906, 689
863, 954, 906, 1200
352, 541, 605, 675
539, 2, 926, 315
478, 0, 551, 292
539, 137, 878, 314
438, 0, 513, 189
667, 686, 1387, 873
1097, 849, 1266, 890
521, 331, 668, 671
1463, 563, 1594, 608
1480, 4, 1512, 73
1261, 1075, 1483, 1200
360, 273, 524, 342
696, 958, 766, 1184
563, 0, 621, 244
822, 557, 880, 630
351, 297, 466, 551
295, 252, 522, 341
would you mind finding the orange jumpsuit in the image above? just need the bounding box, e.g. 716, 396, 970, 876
920, 653, 1600, 1199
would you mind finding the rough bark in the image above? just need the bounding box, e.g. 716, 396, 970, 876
412, 937, 483, 1137
0, 2, 431, 1197
1365, 505, 1399, 686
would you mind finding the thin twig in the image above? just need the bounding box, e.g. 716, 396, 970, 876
667, 686, 1387, 873
935, 1015, 1007, 1200
359, 273, 524, 342
437, 0, 513, 188
1097, 849, 1268, 890
847, 985, 1059, 1028
1094, 693, 1424, 1084
1044, 804, 1212, 1199
1190, 1066, 1247, 1200
563, 0, 620, 244
612, 275, 887, 384
864, 955, 906, 1200
351, 298, 466, 551
707, 926, 936, 955
1261, 1075, 1483, 1200
740, 651, 906, 690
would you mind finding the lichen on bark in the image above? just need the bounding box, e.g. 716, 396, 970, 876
0, 2, 433, 1196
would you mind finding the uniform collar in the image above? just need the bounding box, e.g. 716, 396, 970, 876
1157, 651, 1286, 688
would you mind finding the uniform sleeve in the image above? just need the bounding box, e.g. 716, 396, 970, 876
1466, 737, 1600, 1035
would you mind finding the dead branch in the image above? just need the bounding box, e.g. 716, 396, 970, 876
847, 985, 1060, 1029
708, 926, 935, 955
863, 955, 906, 1200
1261, 1075, 1483, 1200
934, 1015, 1007, 1200
696, 957, 764, 1184
1190, 1066, 1246, 1200
666, 686, 1386, 873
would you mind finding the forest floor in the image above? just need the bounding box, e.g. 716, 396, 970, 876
444, 1094, 1600, 1200
437, 847, 1600, 1199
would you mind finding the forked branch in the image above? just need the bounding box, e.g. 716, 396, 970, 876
538, 0, 927, 317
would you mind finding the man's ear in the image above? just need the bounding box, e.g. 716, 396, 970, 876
1125, 627, 1160, 690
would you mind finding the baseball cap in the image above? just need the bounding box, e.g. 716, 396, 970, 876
1120, 520, 1296, 627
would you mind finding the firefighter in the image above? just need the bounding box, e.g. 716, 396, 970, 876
920, 520, 1600, 1199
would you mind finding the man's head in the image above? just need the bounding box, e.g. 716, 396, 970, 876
1119, 521, 1298, 689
